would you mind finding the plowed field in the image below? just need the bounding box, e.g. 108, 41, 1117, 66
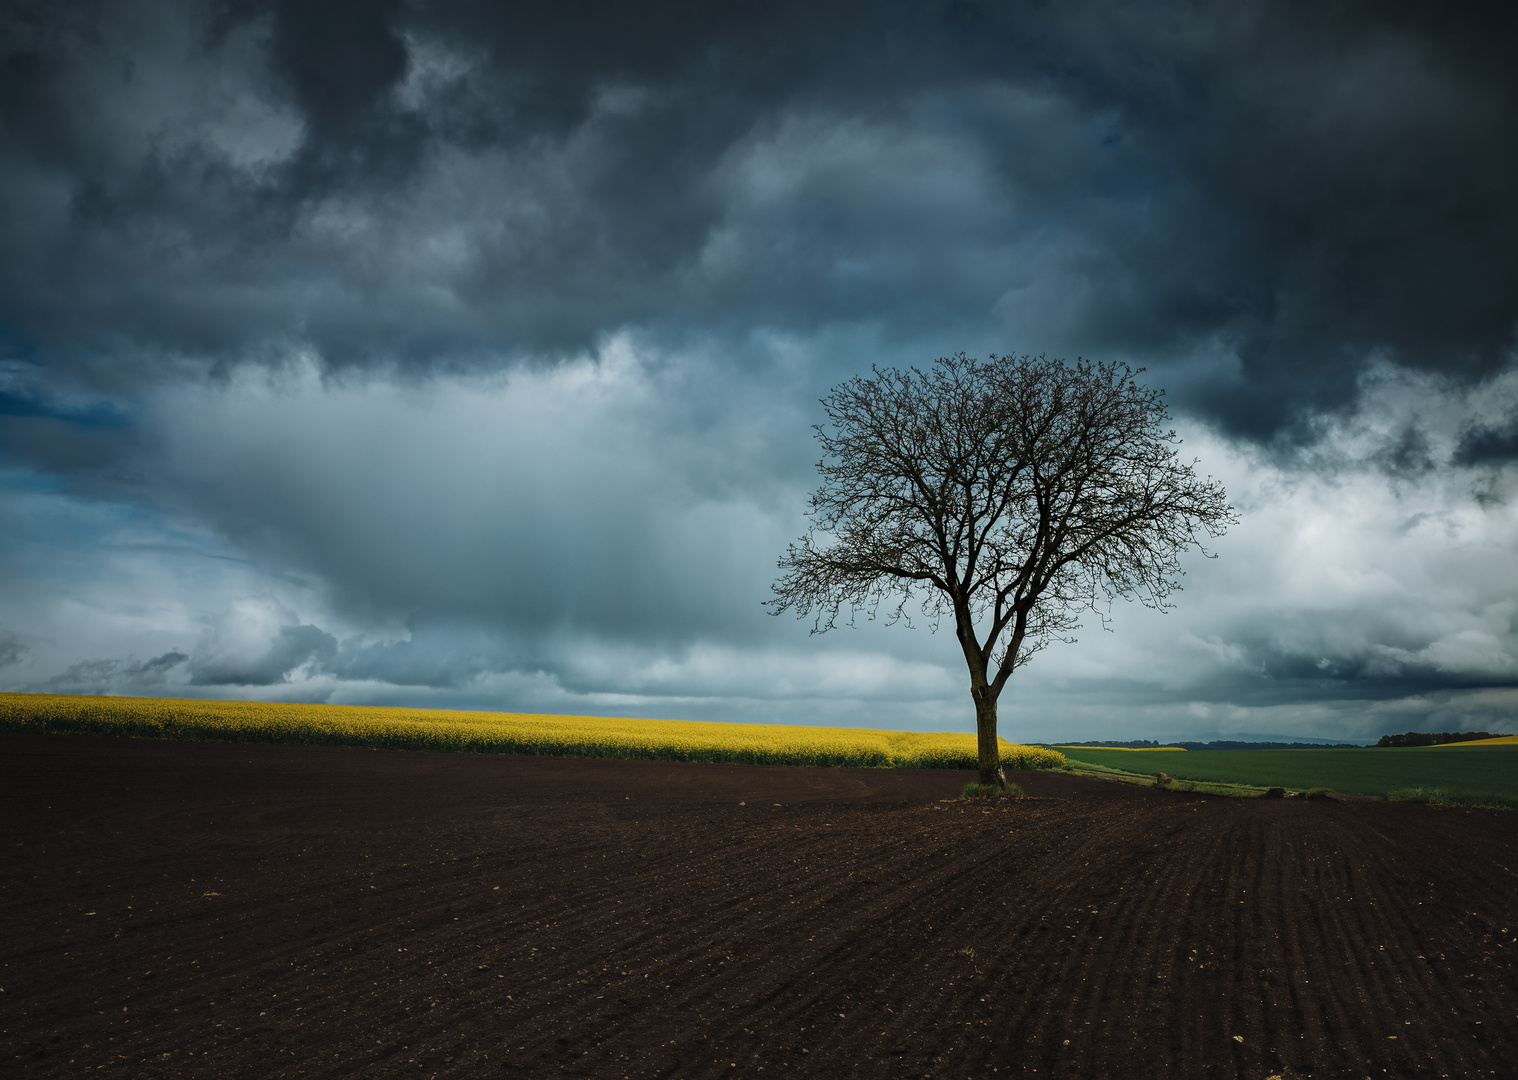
2, 733, 1514, 1079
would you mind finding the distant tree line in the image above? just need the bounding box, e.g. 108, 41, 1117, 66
1055, 739, 1364, 750
1058, 739, 1171, 747
1169, 740, 1364, 751
1375, 730, 1506, 747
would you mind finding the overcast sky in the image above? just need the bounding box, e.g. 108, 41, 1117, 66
3, 0, 1517, 743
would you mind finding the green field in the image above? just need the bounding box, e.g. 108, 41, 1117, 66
1059, 745, 1518, 802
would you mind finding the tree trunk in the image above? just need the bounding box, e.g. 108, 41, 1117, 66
973, 688, 1006, 787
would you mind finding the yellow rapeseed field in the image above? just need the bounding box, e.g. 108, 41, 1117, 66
0, 692, 1065, 771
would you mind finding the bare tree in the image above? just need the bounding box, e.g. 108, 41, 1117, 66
768, 354, 1235, 787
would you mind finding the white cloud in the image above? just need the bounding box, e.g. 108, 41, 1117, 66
4, 338, 1517, 741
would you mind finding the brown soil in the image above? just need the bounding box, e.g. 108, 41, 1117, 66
2, 732, 1514, 1079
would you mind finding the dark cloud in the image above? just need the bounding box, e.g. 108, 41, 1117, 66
0, 1, 1512, 419
2, 1, 1518, 737
1455, 416, 1518, 465
48, 650, 187, 691
187, 621, 334, 685
187, 597, 337, 685
1232, 649, 1518, 700
0, 628, 25, 667
326, 628, 502, 689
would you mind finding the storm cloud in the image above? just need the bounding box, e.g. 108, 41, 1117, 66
2, 0, 1516, 741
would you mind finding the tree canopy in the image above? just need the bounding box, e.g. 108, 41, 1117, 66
769, 353, 1235, 785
